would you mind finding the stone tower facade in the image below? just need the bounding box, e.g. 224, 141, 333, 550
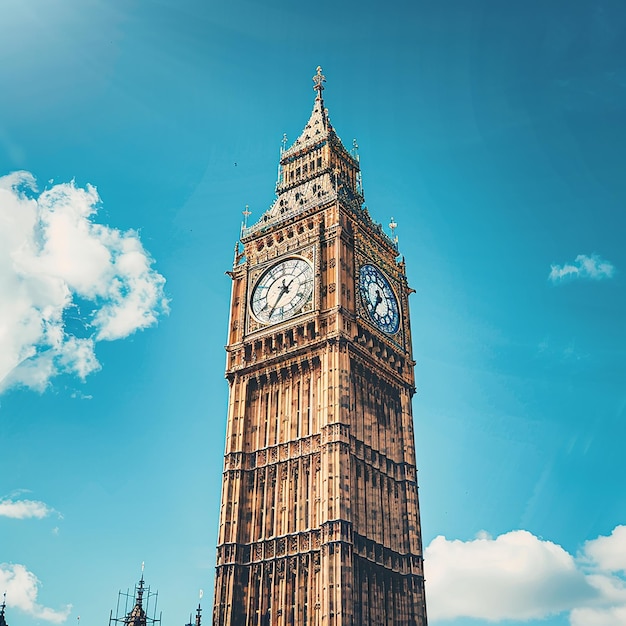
213, 68, 427, 626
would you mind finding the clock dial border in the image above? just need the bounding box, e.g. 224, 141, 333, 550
247, 249, 317, 332
358, 263, 401, 335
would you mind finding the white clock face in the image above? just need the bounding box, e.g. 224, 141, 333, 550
359, 264, 400, 334
251, 257, 314, 324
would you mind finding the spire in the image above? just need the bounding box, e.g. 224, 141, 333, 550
125, 568, 147, 626
282, 66, 334, 158
185, 590, 202, 626
137, 572, 145, 608
243, 67, 363, 238
109, 569, 160, 626
0, 592, 8, 626
196, 588, 203, 626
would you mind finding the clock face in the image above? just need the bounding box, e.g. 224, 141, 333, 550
359, 264, 400, 334
251, 257, 314, 324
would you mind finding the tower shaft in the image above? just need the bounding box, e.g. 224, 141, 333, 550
213, 69, 427, 626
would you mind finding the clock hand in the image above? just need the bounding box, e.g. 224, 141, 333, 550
269, 280, 290, 317
373, 288, 383, 312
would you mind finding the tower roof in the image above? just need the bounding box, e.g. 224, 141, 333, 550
242, 66, 363, 238
282, 67, 335, 158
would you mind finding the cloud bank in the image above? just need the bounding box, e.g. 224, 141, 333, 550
549, 253, 615, 283
0, 564, 71, 623
425, 525, 626, 624
0, 171, 169, 393
0, 497, 54, 519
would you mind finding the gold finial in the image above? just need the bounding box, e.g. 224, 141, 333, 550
313, 66, 325, 99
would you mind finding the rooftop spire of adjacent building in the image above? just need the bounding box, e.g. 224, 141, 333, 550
124, 565, 147, 626
184, 590, 202, 626
109, 567, 161, 626
0, 592, 8, 626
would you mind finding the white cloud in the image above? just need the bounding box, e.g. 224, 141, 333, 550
583, 525, 626, 574
425, 526, 626, 624
549, 253, 615, 283
570, 605, 626, 626
0, 497, 54, 519
425, 530, 595, 621
0, 563, 71, 623
0, 171, 169, 393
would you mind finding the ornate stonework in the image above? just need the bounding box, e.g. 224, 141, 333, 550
213, 68, 427, 626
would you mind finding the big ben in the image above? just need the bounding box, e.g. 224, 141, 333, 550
213, 68, 428, 626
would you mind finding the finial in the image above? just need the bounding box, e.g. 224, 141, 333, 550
136, 565, 145, 607
195, 594, 202, 626
280, 133, 288, 154
389, 217, 399, 244
242, 205, 251, 229
313, 66, 325, 100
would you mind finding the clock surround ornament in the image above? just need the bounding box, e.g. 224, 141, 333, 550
359, 263, 400, 334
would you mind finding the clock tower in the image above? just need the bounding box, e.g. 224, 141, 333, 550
213, 68, 427, 626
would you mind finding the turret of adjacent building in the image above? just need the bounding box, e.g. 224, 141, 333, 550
109, 570, 161, 626
0, 593, 8, 626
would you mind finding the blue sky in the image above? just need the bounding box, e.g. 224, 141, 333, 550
1, 1, 625, 625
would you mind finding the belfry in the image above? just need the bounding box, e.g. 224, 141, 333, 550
213, 68, 428, 626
